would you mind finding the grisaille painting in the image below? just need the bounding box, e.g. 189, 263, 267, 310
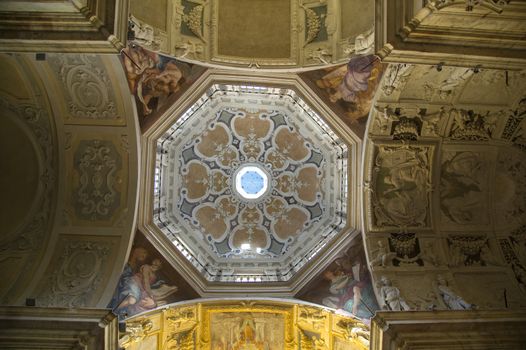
296, 236, 380, 321
300, 54, 385, 137
108, 231, 198, 319
210, 312, 285, 350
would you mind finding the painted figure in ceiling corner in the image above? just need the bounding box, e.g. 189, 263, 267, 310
122, 45, 183, 116
321, 260, 378, 320
108, 247, 178, 318
313, 55, 384, 126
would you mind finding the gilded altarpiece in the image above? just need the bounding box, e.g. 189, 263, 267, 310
120, 299, 369, 350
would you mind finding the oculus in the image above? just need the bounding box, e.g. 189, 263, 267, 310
234, 164, 270, 200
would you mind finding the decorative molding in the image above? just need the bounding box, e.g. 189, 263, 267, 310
0, 307, 118, 350
371, 310, 526, 350
375, 0, 526, 70
0, 0, 128, 53
38, 240, 112, 308
73, 139, 122, 221
48, 55, 121, 123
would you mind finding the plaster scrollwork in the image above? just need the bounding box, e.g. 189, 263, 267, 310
370, 145, 432, 229
501, 99, 526, 142
447, 235, 498, 267
381, 63, 414, 97
495, 150, 526, 227
48, 55, 118, 120
371, 106, 444, 138
0, 96, 55, 254
129, 15, 166, 52
39, 241, 112, 307
500, 229, 526, 293
174, 40, 205, 59
423, 67, 474, 101
306, 46, 332, 64
448, 109, 498, 141
73, 139, 122, 221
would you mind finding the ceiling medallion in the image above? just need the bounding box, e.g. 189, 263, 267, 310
154, 84, 348, 283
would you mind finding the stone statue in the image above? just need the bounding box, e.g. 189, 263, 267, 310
369, 241, 396, 267
378, 276, 411, 311
433, 275, 474, 310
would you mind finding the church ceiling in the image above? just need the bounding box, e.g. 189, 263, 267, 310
152, 84, 351, 283
376, 0, 526, 69
363, 63, 526, 311
0, 53, 141, 309
128, 0, 375, 68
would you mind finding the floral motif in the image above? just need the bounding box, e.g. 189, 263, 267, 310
177, 109, 324, 257
49, 55, 118, 120
74, 140, 121, 221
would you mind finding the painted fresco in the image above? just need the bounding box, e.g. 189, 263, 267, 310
210, 312, 285, 350
300, 55, 385, 137
108, 231, 199, 319
296, 237, 380, 321
120, 44, 206, 129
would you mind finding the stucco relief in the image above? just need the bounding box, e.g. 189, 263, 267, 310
369, 144, 433, 230
447, 109, 499, 141
38, 240, 113, 307
440, 151, 489, 226
370, 106, 445, 139
0, 95, 57, 304
447, 235, 499, 267
495, 150, 526, 229
380, 63, 414, 98
73, 140, 122, 222
48, 55, 121, 123
0, 96, 55, 252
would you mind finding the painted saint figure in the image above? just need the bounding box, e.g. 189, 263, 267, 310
108, 247, 178, 318
322, 263, 378, 319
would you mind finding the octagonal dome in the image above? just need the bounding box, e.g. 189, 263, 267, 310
153, 84, 349, 283
140, 75, 357, 295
